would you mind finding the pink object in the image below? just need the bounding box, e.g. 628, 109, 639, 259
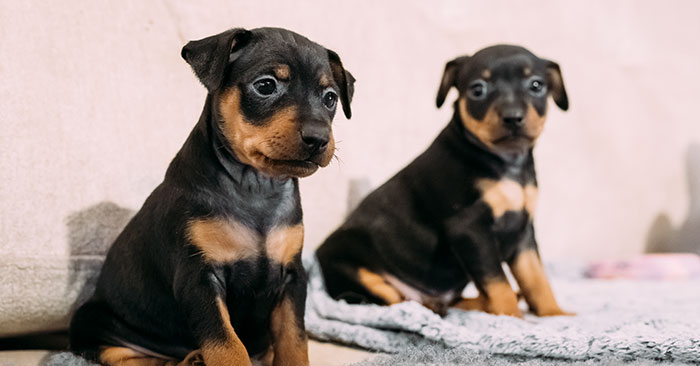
584, 254, 700, 280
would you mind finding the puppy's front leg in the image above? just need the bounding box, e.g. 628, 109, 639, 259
269, 262, 309, 366
446, 211, 521, 317
452, 245, 521, 317
508, 229, 572, 317
174, 268, 251, 366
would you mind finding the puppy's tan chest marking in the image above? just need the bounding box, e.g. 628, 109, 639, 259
188, 219, 260, 263
187, 219, 303, 265
523, 184, 538, 218
476, 179, 538, 218
265, 224, 304, 265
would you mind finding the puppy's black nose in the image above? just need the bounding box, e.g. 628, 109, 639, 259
501, 108, 525, 127
300, 125, 330, 154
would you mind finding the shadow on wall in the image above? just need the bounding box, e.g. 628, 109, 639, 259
65, 201, 134, 313
346, 178, 372, 215
646, 144, 700, 255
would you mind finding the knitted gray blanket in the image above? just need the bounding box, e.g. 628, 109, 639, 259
44, 257, 700, 365
304, 257, 700, 364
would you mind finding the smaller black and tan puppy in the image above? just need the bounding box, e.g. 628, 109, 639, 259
317, 45, 568, 318
69, 27, 353, 366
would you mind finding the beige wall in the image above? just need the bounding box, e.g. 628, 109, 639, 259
2, 0, 700, 262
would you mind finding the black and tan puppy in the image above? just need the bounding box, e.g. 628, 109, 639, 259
69, 27, 354, 366
317, 45, 568, 318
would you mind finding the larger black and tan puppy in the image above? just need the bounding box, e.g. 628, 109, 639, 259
317, 45, 568, 318
69, 27, 354, 366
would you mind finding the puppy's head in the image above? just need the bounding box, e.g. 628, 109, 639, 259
182, 27, 355, 178
436, 45, 568, 154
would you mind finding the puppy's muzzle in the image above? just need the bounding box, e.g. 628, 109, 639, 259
500, 107, 525, 129
493, 104, 535, 147
300, 123, 330, 155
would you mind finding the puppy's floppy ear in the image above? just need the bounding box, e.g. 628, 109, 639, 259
544, 60, 569, 111
436, 55, 470, 108
327, 49, 355, 119
181, 28, 253, 92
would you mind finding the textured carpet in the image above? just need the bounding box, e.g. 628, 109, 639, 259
42, 257, 700, 365
351, 346, 698, 366
305, 257, 700, 364
44, 352, 96, 366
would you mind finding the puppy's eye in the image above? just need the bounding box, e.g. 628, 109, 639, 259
323, 90, 338, 109
467, 80, 488, 100
253, 77, 278, 96
528, 78, 547, 96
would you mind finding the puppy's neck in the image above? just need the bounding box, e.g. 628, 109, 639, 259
495, 149, 530, 168
209, 118, 292, 192
168, 95, 294, 196
213, 139, 294, 193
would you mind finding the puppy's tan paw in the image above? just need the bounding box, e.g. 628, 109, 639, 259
454, 295, 523, 318
534, 307, 576, 317
177, 350, 205, 366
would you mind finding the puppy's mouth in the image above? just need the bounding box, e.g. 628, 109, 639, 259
493, 135, 533, 144
258, 154, 320, 178
491, 134, 535, 150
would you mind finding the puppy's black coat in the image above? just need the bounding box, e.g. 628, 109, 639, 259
317, 45, 568, 317
70, 27, 354, 366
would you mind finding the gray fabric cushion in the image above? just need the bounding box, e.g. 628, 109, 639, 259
0, 202, 133, 337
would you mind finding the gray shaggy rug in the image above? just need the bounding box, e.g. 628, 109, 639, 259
350, 346, 698, 366
44, 257, 700, 365
305, 257, 700, 364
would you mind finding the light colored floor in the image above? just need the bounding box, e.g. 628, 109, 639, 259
309, 340, 376, 365
0, 340, 377, 366
0, 350, 49, 365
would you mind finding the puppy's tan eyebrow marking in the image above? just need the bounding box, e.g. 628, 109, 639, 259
523, 66, 532, 76
481, 69, 491, 79
319, 74, 332, 88
274, 65, 291, 80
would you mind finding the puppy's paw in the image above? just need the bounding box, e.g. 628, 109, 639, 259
487, 300, 523, 318
178, 350, 206, 366
453, 296, 487, 311
534, 307, 576, 317
453, 296, 523, 318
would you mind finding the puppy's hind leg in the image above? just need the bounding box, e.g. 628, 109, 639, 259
99, 347, 178, 366
316, 229, 402, 305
